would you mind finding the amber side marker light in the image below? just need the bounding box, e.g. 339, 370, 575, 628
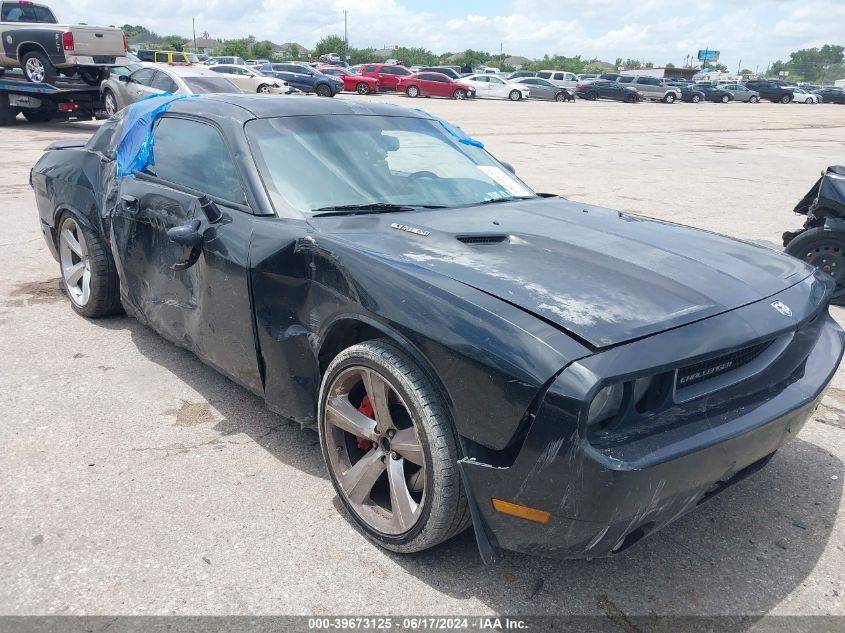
492, 498, 551, 524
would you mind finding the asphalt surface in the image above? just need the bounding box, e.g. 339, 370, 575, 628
1, 95, 844, 620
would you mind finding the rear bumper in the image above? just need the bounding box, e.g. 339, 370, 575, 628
459, 286, 844, 560
64, 55, 131, 68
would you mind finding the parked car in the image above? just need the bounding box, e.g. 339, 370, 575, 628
813, 88, 845, 104
317, 65, 379, 94
744, 80, 794, 103
208, 64, 287, 94
536, 70, 578, 88
246, 59, 270, 67
137, 50, 191, 66
0, 0, 129, 84
461, 73, 529, 100
397, 72, 475, 99
575, 80, 640, 102
617, 76, 681, 103
319, 53, 342, 64
512, 77, 573, 101
259, 63, 343, 96
719, 84, 761, 103
789, 87, 820, 104
417, 66, 462, 80
32, 94, 844, 560
695, 84, 734, 103
99, 63, 240, 115
358, 63, 412, 91
666, 82, 705, 103
204, 56, 246, 66
576, 73, 599, 82
508, 71, 536, 80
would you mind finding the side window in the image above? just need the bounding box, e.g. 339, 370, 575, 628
155, 52, 168, 63
147, 118, 245, 204
130, 68, 156, 86
150, 71, 177, 93
537, 72, 551, 79
175, 54, 189, 64
489, 77, 505, 84
137, 50, 154, 62
553, 73, 564, 80
473, 76, 488, 83
361, 65, 377, 73
618, 76, 634, 83
2, 2, 55, 21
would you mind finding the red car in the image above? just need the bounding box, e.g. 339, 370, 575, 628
396, 72, 475, 100
357, 63, 412, 91
317, 66, 380, 95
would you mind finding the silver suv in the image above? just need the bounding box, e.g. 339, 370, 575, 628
617, 76, 682, 103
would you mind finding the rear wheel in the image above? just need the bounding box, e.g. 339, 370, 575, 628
452, 88, 466, 100
624, 94, 637, 103
103, 89, 118, 117
785, 228, 845, 304
554, 91, 567, 102
79, 68, 107, 86
691, 94, 701, 103
780, 94, 792, 104
21, 109, 53, 123
406, 85, 420, 97
585, 92, 598, 101
749, 95, 759, 103
257, 83, 270, 93
356, 82, 371, 95
57, 213, 122, 318
315, 83, 333, 97
318, 339, 470, 553
508, 89, 521, 101
22, 50, 55, 84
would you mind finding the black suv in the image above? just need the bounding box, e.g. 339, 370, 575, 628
744, 80, 794, 103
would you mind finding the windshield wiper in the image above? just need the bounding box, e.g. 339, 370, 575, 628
475, 196, 537, 206
312, 203, 446, 217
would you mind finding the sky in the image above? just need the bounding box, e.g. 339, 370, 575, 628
68, 0, 845, 72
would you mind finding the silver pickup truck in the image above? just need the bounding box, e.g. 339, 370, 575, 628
0, 1, 128, 85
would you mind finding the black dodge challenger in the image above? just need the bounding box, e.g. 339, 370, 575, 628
30, 94, 844, 560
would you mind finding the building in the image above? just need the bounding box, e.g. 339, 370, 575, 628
504, 55, 531, 70
184, 37, 221, 54
620, 66, 699, 80
127, 33, 168, 50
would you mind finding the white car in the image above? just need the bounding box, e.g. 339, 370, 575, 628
462, 74, 529, 100
208, 64, 288, 94
536, 69, 579, 88
790, 87, 820, 104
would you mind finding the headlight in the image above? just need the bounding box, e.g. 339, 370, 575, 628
587, 383, 624, 425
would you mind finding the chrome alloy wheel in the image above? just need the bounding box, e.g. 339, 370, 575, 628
323, 366, 426, 535
59, 217, 92, 306
26, 57, 46, 83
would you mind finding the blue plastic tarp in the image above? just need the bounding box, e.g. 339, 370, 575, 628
413, 108, 484, 149
115, 93, 191, 177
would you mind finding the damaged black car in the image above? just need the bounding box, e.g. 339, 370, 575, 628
30, 94, 844, 560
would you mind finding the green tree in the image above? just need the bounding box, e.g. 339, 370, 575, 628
162, 35, 188, 51
665, 62, 675, 68
120, 24, 148, 39
739, 68, 754, 76
218, 37, 255, 59
313, 35, 348, 59
286, 43, 301, 60
251, 40, 274, 60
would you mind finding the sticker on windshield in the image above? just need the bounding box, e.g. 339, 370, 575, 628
477, 165, 533, 198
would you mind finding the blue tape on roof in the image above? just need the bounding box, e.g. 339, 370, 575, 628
115, 93, 190, 177
413, 108, 484, 148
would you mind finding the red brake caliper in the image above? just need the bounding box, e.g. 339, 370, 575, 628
356, 395, 374, 451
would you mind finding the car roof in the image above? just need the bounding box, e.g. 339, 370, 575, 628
165, 94, 435, 121
135, 62, 222, 78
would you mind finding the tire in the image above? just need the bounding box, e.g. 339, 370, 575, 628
318, 339, 470, 553
356, 82, 371, 95
585, 92, 597, 101
79, 68, 107, 86
257, 83, 270, 93
625, 94, 637, 103
315, 83, 333, 97
554, 92, 567, 102
406, 85, 420, 98
56, 212, 122, 318
784, 227, 845, 304
21, 109, 53, 123
691, 94, 701, 103
749, 96, 759, 103
780, 94, 792, 104
663, 93, 676, 103
720, 94, 730, 103
452, 88, 466, 100
0, 93, 15, 126
103, 89, 118, 117
508, 89, 521, 101
22, 50, 56, 84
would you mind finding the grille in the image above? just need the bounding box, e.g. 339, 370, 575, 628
676, 340, 774, 390
456, 234, 508, 245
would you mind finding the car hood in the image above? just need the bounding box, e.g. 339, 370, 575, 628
317, 198, 812, 348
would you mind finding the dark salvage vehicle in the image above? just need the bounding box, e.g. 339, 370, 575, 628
30, 95, 844, 561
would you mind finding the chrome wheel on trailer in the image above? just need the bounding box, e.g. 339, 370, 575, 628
25, 57, 46, 83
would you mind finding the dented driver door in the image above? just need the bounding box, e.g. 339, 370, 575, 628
110, 115, 263, 395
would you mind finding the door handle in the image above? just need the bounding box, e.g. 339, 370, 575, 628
121, 195, 138, 212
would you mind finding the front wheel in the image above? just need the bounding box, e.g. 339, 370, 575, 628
780, 94, 792, 104
585, 92, 598, 101
257, 83, 270, 93
663, 93, 676, 103
691, 94, 701, 103
406, 85, 420, 98
720, 94, 730, 103
103, 89, 118, 116
554, 91, 567, 102
749, 95, 759, 103
315, 83, 333, 97
452, 88, 466, 100
22, 50, 56, 83
57, 213, 122, 317
356, 82, 371, 95
785, 227, 845, 304
624, 94, 637, 103
508, 89, 521, 101
319, 339, 470, 553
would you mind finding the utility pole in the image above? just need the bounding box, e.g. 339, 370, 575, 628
737, 59, 741, 76
192, 17, 196, 52
343, 10, 348, 47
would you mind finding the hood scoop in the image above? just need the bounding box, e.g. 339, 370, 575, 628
457, 234, 509, 245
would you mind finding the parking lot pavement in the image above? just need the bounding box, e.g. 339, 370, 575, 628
1, 99, 844, 619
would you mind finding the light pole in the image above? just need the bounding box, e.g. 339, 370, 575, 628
343, 10, 348, 48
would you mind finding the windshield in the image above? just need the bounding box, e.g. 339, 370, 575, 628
183, 77, 241, 93
246, 115, 536, 215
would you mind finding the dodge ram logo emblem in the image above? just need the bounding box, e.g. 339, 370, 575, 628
771, 301, 792, 317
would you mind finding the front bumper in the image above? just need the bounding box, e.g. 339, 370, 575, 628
459, 277, 844, 560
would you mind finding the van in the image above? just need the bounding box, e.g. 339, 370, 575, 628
137, 50, 191, 65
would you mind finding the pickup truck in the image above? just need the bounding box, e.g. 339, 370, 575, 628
0, 1, 128, 85
743, 80, 794, 103
617, 75, 682, 103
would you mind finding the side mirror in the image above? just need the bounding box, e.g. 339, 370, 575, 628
118, 74, 130, 83
500, 161, 516, 175
167, 219, 203, 249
